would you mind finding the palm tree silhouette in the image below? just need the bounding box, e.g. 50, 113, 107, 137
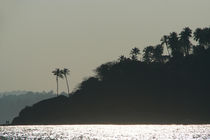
153, 44, 164, 63
168, 32, 184, 59
52, 68, 63, 96
62, 68, 70, 96
143, 46, 154, 63
180, 27, 192, 56
194, 28, 203, 45
142, 45, 163, 63
194, 27, 210, 49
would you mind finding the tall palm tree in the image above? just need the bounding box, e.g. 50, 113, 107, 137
52, 68, 63, 96
179, 27, 192, 56
62, 68, 70, 95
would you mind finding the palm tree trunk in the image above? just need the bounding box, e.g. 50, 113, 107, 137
162, 41, 171, 58
166, 45, 171, 58
56, 76, 58, 96
65, 75, 70, 95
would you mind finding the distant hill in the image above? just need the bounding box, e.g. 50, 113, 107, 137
0, 91, 58, 124
0, 91, 28, 97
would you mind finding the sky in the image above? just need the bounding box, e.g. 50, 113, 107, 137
0, 0, 210, 93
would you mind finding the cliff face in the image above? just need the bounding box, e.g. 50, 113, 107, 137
12, 49, 210, 125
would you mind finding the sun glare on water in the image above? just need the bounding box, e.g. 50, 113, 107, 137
0, 125, 210, 139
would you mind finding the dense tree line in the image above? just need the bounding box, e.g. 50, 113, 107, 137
12, 27, 210, 125
118, 27, 210, 64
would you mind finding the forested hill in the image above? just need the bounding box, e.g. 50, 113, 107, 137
12, 27, 210, 125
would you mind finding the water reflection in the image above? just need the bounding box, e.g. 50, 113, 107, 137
0, 125, 210, 139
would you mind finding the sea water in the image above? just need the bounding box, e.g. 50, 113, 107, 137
0, 125, 210, 139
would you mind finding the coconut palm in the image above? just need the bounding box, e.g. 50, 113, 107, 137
179, 27, 192, 56
62, 68, 70, 95
52, 68, 63, 96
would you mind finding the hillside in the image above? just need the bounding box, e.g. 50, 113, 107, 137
12, 27, 210, 125
0, 91, 56, 124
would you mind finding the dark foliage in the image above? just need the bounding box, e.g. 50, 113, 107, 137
12, 27, 210, 125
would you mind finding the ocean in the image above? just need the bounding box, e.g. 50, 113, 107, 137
0, 125, 210, 139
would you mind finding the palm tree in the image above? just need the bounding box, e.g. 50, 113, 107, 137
153, 44, 164, 63
143, 46, 154, 63
143, 45, 163, 63
179, 27, 192, 56
62, 68, 70, 95
168, 32, 183, 59
194, 27, 210, 49
161, 35, 171, 57
130, 47, 140, 61
52, 68, 63, 96
194, 28, 203, 45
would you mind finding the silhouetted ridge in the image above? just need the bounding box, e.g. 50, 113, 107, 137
0, 91, 55, 124
13, 95, 69, 125
12, 27, 210, 125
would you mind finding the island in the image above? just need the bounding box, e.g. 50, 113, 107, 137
12, 27, 210, 125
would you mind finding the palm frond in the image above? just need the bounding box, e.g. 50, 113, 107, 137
52, 68, 64, 77
62, 68, 70, 75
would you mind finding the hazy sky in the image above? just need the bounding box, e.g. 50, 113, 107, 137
1, 0, 210, 93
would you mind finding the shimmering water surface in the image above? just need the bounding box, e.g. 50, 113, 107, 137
0, 125, 210, 140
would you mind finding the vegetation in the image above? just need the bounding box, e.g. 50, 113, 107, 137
12, 27, 210, 125
52, 68, 63, 96
62, 68, 70, 95
52, 68, 70, 96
